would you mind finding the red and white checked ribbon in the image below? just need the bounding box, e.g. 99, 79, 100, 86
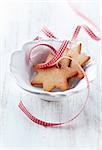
19, 56, 89, 127
29, 24, 101, 69
42, 25, 101, 43
41, 26, 57, 39
18, 101, 61, 127
27, 43, 58, 64
32, 24, 101, 69
71, 25, 101, 42
27, 40, 69, 67
19, 25, 100, 127
18, 3, 102, 127
35, 40, 69, 68
68, 1, 102, 39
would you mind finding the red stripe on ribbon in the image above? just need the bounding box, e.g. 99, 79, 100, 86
71, 26, 81, 41
41, 26, 57, 39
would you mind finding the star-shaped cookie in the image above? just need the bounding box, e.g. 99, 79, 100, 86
31, 43, 90, 92
46, 43, 90, 79
31, 66, 77, 92
68, 43, 90, 78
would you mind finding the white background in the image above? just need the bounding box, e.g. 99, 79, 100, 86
0, 0, 102, 149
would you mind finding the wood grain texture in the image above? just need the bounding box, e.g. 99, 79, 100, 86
0, 1, 102, 149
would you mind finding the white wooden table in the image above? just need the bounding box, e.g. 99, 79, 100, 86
0, 1, 102, 149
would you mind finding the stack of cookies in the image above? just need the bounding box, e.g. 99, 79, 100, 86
31, 43, 90, 92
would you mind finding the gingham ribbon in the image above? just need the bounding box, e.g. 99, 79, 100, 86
35, 40, 69, 68
28, 43, 58, 63
71, 25, 101, 42
19, 56, 89, 127
68, 1, 102, 40
41, 26, 57, 39
18, 3, 102, 127
19, 25, 100, 127
29, 24, 101, 69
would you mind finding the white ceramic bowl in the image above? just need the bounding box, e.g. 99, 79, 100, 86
10, 39, 96, 101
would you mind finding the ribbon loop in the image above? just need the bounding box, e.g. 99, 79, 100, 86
35, 40, 69, 68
